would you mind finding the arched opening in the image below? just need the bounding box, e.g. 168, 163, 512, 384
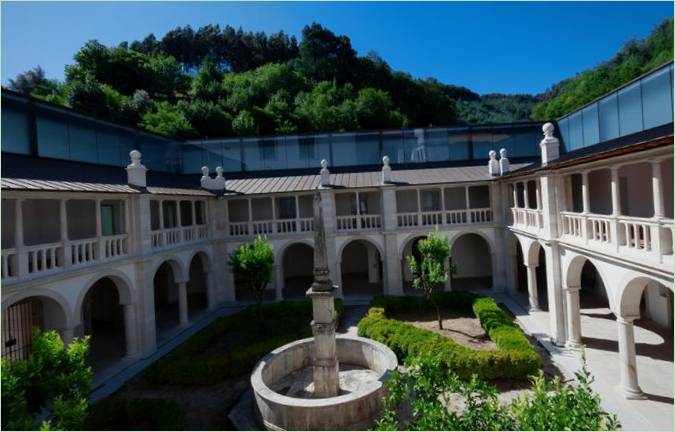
82, 277, 127, 370
535, 246, 548, 311
450, 233, 493, 290
281, 243, 314, 300
402, 236, 427, 295
154, 262, 180, 337
341, 240, 383, 299
513, 236, 527, 298
2, 296, 67, 361
187, 254, 209, 318
579, 261, 610, 310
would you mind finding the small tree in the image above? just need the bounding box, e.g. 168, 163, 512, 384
407, 229, 453, 330
230, 235, 274, 322
1, 330, 92, 431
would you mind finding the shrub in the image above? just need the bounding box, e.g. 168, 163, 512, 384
374, 355, 619, 431
1, 330, 92, 431
358, 293, 540, 380
144, 299, 342, 385
229, 235, 274, 322
85, 397, 184, 430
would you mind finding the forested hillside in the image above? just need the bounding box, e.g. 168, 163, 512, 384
6, 19, 672, 139
6, 23, 532, 139
531, 18, 673, 120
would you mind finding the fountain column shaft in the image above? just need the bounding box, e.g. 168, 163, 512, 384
308, 290, 340, 397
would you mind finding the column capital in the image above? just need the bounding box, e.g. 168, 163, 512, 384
563, 284, 580, 293
616, 315, 639, 325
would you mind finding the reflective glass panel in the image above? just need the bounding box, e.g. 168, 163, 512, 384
1, 104, 31, 154
36, 115, 69, 159
618, 82, 643, 135
582, 105, 599, 146
641, 67, 673, 129
68, 122, 98, 163
568, 111, 583, 150
598, 94, 620, 142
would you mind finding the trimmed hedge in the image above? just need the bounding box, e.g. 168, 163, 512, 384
144, 299, 342, 385
358, 293, 540, 380
85, 397, 184, 430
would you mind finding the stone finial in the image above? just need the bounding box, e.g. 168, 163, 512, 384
320, 159, 330, 187
381, 155, 392, 184
200, 166, 226, 191
126, 149, 147, 187
488, 150, 499, 176
540, 122, 560, 166
499, 148, 510, 175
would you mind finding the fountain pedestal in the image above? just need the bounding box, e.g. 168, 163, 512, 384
307, 287, 339, 398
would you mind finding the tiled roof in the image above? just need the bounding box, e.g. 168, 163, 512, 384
1, 178, 140, 193
146, 186, 215, 197
224, 163, 532, 195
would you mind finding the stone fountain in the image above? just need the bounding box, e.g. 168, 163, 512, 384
250, 191, 397, 430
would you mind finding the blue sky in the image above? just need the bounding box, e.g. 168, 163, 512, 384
1, 1, 672, 94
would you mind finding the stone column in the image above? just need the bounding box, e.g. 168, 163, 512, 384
616, 315, 646, 399
512, 183, 518, 208
610, 167, 621, 252
15, 199, 27, 276
544, 242, 566, 346
308, 289, 339, 397
177, 281, 189, 326
275, 262, 284, 301
581, 171, 590, 213
443, 259, 452, 292
651, 160, 664, 218
60, 327, 75, 345
367, 244, 380, 284
60, 199, 71, 266
123, 303, 140, 359
523, 182, 530, 209
526, 264, 540, 312
564, 285, 583, 348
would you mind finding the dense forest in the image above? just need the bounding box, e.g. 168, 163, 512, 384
531, 18, 673, 120
6, 18, 673, 139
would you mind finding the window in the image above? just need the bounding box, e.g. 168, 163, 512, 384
1, 105, 31, 155
259, 139, 276, 161
618, 82, 643, 136
598, 95, 620, 142
641, 67, 673, 129
150, 201, 160, 230
420, 190, 441, 212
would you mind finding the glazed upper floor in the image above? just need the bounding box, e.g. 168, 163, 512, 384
2, 62, 672, 176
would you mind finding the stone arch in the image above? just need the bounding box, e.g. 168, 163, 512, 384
280, 242, 315, 300
76, 269, 134, 316
2, 289, 73, 329
565, 254, 611, 307
150, 256, 187, 284
79, 275, 133, 369
2, 293, 70, 361
340, 238, 384, 299
450, 231, 493, 290
187, 249, 211, 273
337, 235, 384, 260
400, 234, 428, 294
153, 259, 183, 336
187, 252, 210, 317
617, 273, 675, 318
525, 240, 543, 267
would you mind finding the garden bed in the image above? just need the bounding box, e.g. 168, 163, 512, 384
357, 292, 542, 380
87, 300, 342, 430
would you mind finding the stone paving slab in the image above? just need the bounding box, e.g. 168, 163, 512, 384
497, 294, 672, 431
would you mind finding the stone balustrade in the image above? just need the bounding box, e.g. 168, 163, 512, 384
396, 207, 493, 229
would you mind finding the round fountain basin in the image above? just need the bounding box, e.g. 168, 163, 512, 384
251, 335, 398, 431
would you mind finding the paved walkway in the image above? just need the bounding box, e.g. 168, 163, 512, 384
497, 294, 673, 431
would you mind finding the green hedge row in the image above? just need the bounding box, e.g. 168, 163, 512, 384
144, 300, 342, 385
358, 293, 541, 380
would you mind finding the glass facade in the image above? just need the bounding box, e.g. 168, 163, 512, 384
5, 63, 671, 176
558, 62, 673, 152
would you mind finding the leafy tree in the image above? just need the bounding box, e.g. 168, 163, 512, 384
141, 102, 196, 138
178, 99, 232, 138
191, 57, 223, 101
1, 330, 92, 431
532, 18, 673, 120
375, 355, 619, 431
8, 66, 49, 94
296, 23, 357, 83
229, 236, 274, 322
353, 87, 407, 129
407, 229, 453, 330
232, 110, 258, 136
